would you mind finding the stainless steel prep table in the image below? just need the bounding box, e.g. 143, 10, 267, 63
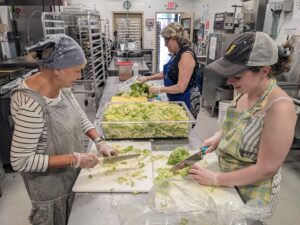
68, 77, 243, 225
107, 57, 149, 76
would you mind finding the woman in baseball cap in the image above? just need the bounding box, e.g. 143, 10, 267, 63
188, 31, 296, 216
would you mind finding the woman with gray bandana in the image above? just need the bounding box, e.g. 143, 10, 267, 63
10, 34, 118, 225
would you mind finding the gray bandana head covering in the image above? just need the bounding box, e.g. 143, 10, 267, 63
26, 34, 86, 69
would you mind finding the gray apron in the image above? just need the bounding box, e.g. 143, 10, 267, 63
11, 88, 84, 225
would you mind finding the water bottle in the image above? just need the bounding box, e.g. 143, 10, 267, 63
132, 62, 139, 77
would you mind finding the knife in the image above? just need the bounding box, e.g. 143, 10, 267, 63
169, 146, 208, 172
99, 153, 141, 165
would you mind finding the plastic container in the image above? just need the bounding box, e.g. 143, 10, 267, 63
218, 100, 231, 124
132, 62, 139, 77
117, 62, 133, 81
99, 101, 195, 139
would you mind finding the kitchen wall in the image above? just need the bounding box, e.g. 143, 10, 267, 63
70, 0, 241, 49
193, 0, 241, 34
71, 0, 196, 49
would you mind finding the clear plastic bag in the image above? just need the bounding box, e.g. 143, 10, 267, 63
117, 76, 139, 94
112, 177, 275, 225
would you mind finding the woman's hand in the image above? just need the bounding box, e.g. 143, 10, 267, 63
149, 86, 161, 94
95, 141, 118, 157
201, 131, 221, 153
73, 152, 99, 168
137, 76, 148, 83
188, 165, 220, 186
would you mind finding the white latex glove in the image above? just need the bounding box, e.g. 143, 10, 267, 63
188, 164, 220, 186
95, 141, 118, 157
149, 86, 161, 94
137, 76, 148, 83
73, 152, 99, 169
201, 131, 221, 153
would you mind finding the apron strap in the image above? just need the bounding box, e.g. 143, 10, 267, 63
261, 97, 293, 114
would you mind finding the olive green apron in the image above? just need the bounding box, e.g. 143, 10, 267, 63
11, 87, 84, 225
218, 79, 277, 206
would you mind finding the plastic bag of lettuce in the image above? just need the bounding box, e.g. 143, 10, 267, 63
118, 80, 157, 98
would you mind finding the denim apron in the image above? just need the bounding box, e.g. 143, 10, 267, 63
163, 56, 192, 109
11, 88, 84, 225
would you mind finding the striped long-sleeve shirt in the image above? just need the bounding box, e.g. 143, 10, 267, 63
10, 80, 94, 172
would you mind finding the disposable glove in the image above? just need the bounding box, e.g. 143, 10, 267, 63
149, 86, 161, 94
95, 141, 118, 157
188, 165, 220, 187
73, 152, 99, 169
201, 131, 221, 153
137, 76, 148, 83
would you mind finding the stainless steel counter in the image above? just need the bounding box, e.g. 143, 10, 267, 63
107, 57, 149, 76
68, 77, 242, 225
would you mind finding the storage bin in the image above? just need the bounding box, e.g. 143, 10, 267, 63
99, 101, 195, 139
117, 62, 133, 81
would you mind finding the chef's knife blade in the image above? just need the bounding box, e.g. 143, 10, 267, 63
169, 146, 208, 172
169, 152, 202, 172
102, 153, 141, 164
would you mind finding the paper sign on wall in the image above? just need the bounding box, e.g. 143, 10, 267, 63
209, 36, 217, 60
145, 18, 154, 31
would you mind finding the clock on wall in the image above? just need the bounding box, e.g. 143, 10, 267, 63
123, 0, 131, 10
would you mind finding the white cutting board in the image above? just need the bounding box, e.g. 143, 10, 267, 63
72, 141, 153, 193
152, 151, 244, 211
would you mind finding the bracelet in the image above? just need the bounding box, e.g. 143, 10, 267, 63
213, 172, 220, 186
93, 137, 102, 144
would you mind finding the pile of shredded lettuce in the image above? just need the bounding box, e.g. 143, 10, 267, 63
102, 102, 191, 139
118, 81, 157, 98
167, 147, 190, 165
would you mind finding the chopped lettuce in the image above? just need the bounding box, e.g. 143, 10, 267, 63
167, 147, 190, 165
118, 81, 157, 98
102, 102, 191, 139
154, 166, 191, 184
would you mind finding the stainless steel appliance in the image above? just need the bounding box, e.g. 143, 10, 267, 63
202, 33, 239, 115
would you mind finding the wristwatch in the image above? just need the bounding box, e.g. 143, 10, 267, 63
93, 137, 102, 144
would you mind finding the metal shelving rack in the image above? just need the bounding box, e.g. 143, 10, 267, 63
76, 12, 106, 108
42, 9, 106, 110
117, 18, 141, 50
41, 12, 65, 39
102, 19, 111, 78
155, 21, 161, 73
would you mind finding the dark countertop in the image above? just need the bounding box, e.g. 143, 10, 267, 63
0, 57, 38, 69
107, 57, 149, 73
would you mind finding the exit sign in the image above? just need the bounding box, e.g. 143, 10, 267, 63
166, 2, 177, 10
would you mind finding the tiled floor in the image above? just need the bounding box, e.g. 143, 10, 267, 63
0, 95, 300, 225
